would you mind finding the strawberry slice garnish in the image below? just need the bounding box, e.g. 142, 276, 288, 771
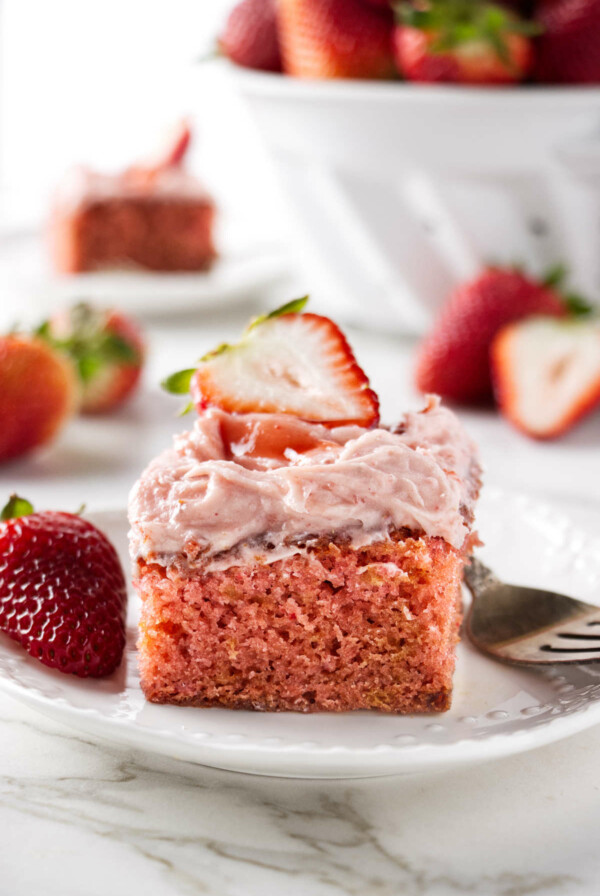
0, 495, 127, 677
491, 316, 600, 439
163, 298, 380, 427
393, 0, 537, 85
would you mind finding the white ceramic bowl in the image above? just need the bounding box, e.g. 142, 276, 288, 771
232, 68, 600, 330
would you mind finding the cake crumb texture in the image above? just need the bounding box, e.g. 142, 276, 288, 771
50, 198, 216, 273
136, 533, 465, 714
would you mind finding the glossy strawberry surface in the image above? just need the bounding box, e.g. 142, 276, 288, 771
415, 269, 567, 404
0, 336, 77, 462
0, 511, 127, 677
534, 0, 600, 84
220, 0, 282, 71
279, 0, 396, 79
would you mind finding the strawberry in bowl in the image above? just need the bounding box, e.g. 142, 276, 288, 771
534, 0, 600, 84
219, 0, 282, 72
0, 496, 127, 677
278, 0, 396, 79
393, 0, 537, 85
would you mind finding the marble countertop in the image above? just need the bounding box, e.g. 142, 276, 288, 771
1, 306, 599, 896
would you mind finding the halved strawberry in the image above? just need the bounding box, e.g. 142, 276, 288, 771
394, 0, 537, 85
162, 298, 380, 427
492, 316, 600, 439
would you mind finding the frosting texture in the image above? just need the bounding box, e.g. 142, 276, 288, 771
53, 165, 212, 213
128, 399, 480, 569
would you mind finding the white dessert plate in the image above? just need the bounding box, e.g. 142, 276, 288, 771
0, 229, 290, 325
1, 488, 600, 779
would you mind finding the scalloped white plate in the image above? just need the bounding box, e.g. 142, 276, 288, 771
1, 489, 600, 778
0, 229, 289, 324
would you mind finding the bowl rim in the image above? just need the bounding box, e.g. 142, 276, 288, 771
227, 63, 600, 107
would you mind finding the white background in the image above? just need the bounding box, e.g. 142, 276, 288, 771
0, 0, 281, 237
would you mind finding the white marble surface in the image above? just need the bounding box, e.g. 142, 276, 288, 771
1, 304, 600, 896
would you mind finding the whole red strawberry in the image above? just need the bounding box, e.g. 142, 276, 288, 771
279, 0, 396, 79
414, 267, 569, 404
534, 0, 600, 84
394, 0, 535, 85
41, 302, 145, 415
219, 0, 282, 72
0, 496, 127, 677
0, 334, 77, 462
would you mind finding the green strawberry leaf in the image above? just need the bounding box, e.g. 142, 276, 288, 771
161, 368, 196, 395
395, 0, 538, 61
177, 400, 195, 417
162, 297, 310, 403
542, 263, 568, 290
101, 332, 139, 363
199, 342, 233, 363
247, 296, 309, 332
1, 494, 34, 521
564, 293, 595, 317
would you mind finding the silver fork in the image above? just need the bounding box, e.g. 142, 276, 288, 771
464, 557, 600, 665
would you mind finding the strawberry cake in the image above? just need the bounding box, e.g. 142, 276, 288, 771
49, 123, 216, 274
129, 300, 481, 713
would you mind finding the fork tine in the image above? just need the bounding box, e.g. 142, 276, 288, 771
538, 645, 600, 663
556, 633, 600, 641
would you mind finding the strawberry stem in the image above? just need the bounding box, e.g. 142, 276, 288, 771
542, 263, 567, 290
35, 303, 140, 385
162, 297, 311, 399
396, 0, 540, 59
541, 264, 594, 317
161, 368, 196, 395
564, 293, 595, 317
1, 494, 34, 521
247, 296, 309, 332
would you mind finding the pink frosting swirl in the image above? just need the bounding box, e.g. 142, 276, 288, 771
128, 399, 480, 569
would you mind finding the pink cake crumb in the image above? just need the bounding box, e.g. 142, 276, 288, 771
136, 531, 468, 713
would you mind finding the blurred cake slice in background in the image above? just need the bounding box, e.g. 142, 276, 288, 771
48, 121, 217, 274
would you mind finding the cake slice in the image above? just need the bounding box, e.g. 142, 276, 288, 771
49, 122, 217, 274
129, 301, 481, 713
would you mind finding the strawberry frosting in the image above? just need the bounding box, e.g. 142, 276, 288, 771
53, 165, 212, 213
128, 399, 481, 570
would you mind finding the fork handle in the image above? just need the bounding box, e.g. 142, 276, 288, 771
464, 556, 500, 597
